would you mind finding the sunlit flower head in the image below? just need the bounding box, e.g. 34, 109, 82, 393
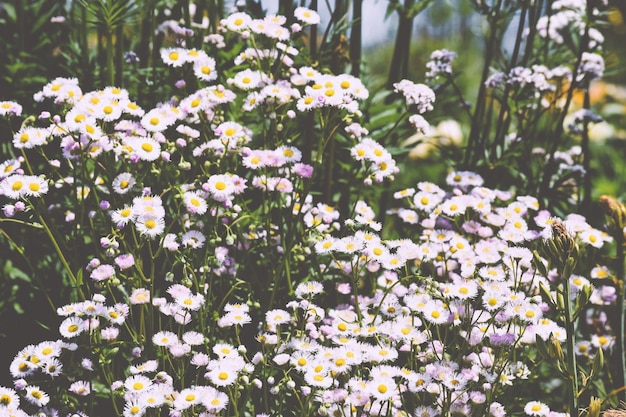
13, 127, 48, 149
205, 174, 236, 202
231, 69, 263, 90
224, 12, 251, 31
112, 173, 136, 194
152, 331, 178, 347
0, 386, 20, 408
524, 401, 550, 416
59, 316, 85, 338
140, 106, 177, 132
0, 100, 22, 117
161, 47, 187, 67
24, 385, 50, 407
183, 190, 208, 215
135, 215, 166, 238
193, 56, 218, 82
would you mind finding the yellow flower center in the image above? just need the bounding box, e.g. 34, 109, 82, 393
215, 181, 227, 191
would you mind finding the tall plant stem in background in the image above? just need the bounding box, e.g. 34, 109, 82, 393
464, 0, 503, 168
387, 0, 415, 88
79, 3, 92, 89
106, 27, 115, 87
539, 3, 591, 204
139, 0, 156, 69
115, 25, 124, 86
308, 0, 318, 60
491, 2, 528, 158
580, 87, 592, 214
350, 0, 362, 77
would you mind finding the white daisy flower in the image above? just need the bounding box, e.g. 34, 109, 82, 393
59, 316, 85, 338
112, 172, 136, 194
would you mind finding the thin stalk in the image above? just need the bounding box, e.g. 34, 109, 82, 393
34, 206, 85, 301
106, 28, 115, 87
350, 0, 362, 77
309, 0, 318, 60
580, 86, 592, 215
0, 226, 56, 313
491, 2, 528, 158
539, 3, 591, 201
616, 224, 626, 403
563, 275, 579, 416
387, 0, 416, 88
115, 24, 124, 87
78, 3, 91, 88
464, 0, 504, 168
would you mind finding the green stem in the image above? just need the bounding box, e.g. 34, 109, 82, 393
616, 225, 626, 403
563, 274, 579, 416
106, 27, 115, 87
34, 206, 85, 301
464, 0, 503, 168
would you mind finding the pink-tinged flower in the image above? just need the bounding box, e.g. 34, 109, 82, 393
101, 326, 120, 341
90, 264, 115, 281
114, 253, 135, 270
129, 288, 150, 305
293, 163, 314, 178
69, 380, 91, 396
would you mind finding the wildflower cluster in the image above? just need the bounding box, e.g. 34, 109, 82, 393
0, 3, 621, 417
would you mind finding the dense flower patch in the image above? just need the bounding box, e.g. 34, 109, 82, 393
0, 2, 622, 417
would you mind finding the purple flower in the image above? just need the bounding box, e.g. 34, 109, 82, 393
90, 264, 115, 281
114, 253, 135, 270
489, 332, 516, 346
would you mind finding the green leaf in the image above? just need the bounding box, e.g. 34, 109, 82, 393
3, 3, 17, 22
592, 347, 604, 380
535, 334, 550, 360
532, 250, 548, 276
538, 281, 555, 308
